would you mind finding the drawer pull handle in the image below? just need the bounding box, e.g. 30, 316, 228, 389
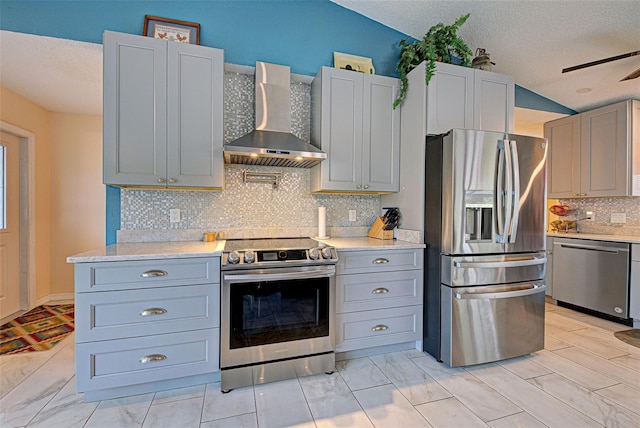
372, 288, 389, 294
371, 324, 389, 332
372, 258, 389, 264
139, 354, 167, 364
140, 270, 168, 278
140, 308, 167, 316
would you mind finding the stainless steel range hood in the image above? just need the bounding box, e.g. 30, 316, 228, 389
224, 62, 326, 168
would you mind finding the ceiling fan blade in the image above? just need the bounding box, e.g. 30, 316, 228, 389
620, 66, 640, 81
562, 50, 640, 73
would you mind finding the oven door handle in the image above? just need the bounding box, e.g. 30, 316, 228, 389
223, 269, 333, 283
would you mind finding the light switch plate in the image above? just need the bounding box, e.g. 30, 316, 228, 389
170, 209, 181, 223
610, 212, 626, 223
348, 210, 356, 222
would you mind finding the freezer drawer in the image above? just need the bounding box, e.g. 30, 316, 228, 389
441, 253, 546, 287
553, 238, 629, 318
441, 282, 545, 367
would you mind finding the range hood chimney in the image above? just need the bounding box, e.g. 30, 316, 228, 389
223, 62, 326, 168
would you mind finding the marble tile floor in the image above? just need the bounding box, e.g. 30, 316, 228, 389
1, 303, 639, 428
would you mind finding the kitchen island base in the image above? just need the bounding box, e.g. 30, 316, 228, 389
81, 372, 219, 403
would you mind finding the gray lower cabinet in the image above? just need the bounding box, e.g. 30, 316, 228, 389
335, 248, 423, 353
103, 31, 224, 189
74, 257, 220, 401
631, 244, 640, 321
546, 236, 553, 296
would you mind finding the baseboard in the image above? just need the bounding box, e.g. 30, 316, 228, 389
35, 294, 75, 306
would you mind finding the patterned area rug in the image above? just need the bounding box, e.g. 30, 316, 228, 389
0, 304, 74, 355
614, 329, 640, 348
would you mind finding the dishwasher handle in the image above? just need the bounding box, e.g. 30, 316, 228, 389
454, 283, 546, 300
558, 243, 628, 254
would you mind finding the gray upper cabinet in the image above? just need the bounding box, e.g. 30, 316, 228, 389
424, 61, 515, 135
546, 100, 639, 198
103, 31, 224, 189
310, 67, 400, 193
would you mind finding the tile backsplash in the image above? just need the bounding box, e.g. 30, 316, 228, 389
553, 197, 640, 236
120, 69, 382, 240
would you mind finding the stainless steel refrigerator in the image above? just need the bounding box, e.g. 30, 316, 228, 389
424, 129, 548, 367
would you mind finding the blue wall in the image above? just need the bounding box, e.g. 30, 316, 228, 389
1, 0, 574, 245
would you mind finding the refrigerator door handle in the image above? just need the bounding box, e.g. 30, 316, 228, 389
508, 140, 520, 243
502, 140, 513, 243
454, 283, 546, 300
453, 257, 546, 269
495, 142, 506, 241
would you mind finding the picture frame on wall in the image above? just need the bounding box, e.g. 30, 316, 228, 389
143, 15, 200, 45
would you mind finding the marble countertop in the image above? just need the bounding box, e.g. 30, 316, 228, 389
67, 241, 226, 263
547, 232, 640, 244
67, 236, 425, 263
316, 237, 425, 251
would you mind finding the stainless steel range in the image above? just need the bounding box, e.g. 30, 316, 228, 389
220, 238, 338, 392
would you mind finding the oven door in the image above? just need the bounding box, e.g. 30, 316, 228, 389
221, 265, 335, 369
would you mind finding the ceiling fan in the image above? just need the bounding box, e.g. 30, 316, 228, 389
562, 50, 640, 81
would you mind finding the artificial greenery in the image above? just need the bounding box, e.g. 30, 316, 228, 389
393, 13, 473, 108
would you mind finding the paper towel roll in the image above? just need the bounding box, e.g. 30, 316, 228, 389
318, 206, 328, 239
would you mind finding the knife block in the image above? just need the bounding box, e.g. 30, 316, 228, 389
367, 217, 394, 240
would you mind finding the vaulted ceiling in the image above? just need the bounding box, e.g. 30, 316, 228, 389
331, 0, 640, 112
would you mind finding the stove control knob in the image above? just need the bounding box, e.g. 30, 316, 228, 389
278, 250, 288, 260
244, 251, 255, 263
321, 247, 334, 259
309, 248, 320, 260
227, 251, 241, 264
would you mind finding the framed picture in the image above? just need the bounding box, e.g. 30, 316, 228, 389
143, 15, 200, 45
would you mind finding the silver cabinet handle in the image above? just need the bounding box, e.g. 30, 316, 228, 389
140, 308, 167, 316
157, 178, 166, 183
356, 184, 362, 189
140, 270, 168, 278
372, 258, 389, 264
139, 354, 167, 364
169, 178, 177, 183
364, 185, 369, 189
372, 287, 389, 294
371, 325, 388, 332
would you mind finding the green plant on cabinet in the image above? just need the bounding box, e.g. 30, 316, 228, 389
394, 13, 473, 108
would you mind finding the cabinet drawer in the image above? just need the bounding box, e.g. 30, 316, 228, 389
337, 270, 423, 313
335, 306, 422, 352
337, 249, 423, 274
75, 284, 219, 342
75, 257, 220, 292
76, 329, 219, 392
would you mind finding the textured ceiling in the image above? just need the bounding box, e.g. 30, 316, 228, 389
331, 0, 640, 113
0, 31, 103, 115
1, 1, 639, 118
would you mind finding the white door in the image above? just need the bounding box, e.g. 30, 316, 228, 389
0, 131, 21, 318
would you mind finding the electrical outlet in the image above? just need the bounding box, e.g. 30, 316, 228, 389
610, 212, 626, 224
170, 209, 181, 223
348, 210, 356, 222
586, 211, 594, 221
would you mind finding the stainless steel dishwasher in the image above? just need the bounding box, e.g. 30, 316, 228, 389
553, 238, 630, 318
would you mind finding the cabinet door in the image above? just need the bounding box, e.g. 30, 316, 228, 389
166, 43, 224, 189
580, 101, 629, 197
103, 31, 167, 186
314, 68, 363, 191
473, 69, 515, 133
362, 75, 400, 192
544, 115, 581, 198
426, 62, 474, 135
